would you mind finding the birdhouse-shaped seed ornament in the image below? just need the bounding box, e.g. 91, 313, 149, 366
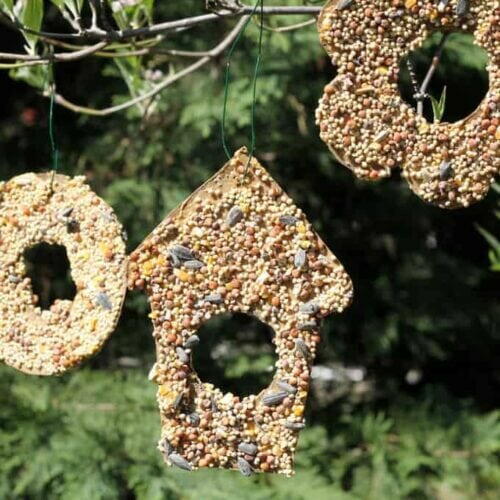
128, 148, 353, 476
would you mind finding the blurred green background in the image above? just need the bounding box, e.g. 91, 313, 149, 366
0, 1, 499, 499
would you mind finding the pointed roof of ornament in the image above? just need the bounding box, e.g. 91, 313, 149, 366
129, 147, 353, 318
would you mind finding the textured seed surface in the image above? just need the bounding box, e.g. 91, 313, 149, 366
0, 173, 127, 376
283, 421, 306, 431
456, 0, 469, 16
262, 391, 288, 406
184, 334, 200, 349
183, 259, 204, 270
188, 412, 200, 426
127, 148, 353, 477
238, 442, 258, 456
337, 0, 354, 10
169, 453, 193, 471
279, 215, 299, 225
237, 457, 253, 476
298, 321, 318, 332
227, 206, 244, 226
169, 245, 195, 261
176, 347, 190, 364
277, 380, 297, 395
159, 438, 174, 456
95, 292, 112, 311
204, 293, 224, 304
316, 0, 499, 208
296, 339, 310, 358
439, 161, 454, 181
294, 249, 307, 268
299, 301, 320, 315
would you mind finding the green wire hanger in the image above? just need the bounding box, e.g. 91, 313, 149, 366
221, 0, 265, 168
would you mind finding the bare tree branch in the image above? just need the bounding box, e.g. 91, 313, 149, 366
417, 33, 449, 116
256, 17, 316, 33
0, 42, 108, 63
1, 5, 321, 42
45, 16, 251, 117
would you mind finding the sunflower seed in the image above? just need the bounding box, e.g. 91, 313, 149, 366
148, 363, 158, 382
204, 293, 224, 305
183, 259, 204, 270
159, 438, 174, 456
169, 245, 195, 261
262, 391, 288, 406
176, 347, 190, 364
227, 206, 244, 227
211, 395, 219, 413
437, 0, 449, 12
456, 0, 469, 16
279, 215, 299, 226
173, 393, 183, 410
169, 252, 181, 268
95, 292, 112, 310
439, 161, 453, 181
238, 442, 258, 456
59, 206, 73, 218
276, 380, 297, 395
374, 130, 390, 143
168, 453, 193, 471
66, 219, 79, 233
295, 339, 310, 358
298, 320, 318, 332
336, 0, 354, 10
294, 249, 307, 268
188, 412, 200, 426
184, 335, 200, 349
283, 421, 306, 431
299, 301, 320, 315
237, 457, 253, 476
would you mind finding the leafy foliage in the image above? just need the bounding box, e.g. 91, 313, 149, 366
1, 367, 499, 500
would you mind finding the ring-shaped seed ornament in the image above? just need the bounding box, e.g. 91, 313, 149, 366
316, 0, 499, 209
128, 148, 353, 476
0, 173, 128, 376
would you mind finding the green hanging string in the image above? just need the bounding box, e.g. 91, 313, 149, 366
221, 0, 264, 165
47, 61, 59, 176
41, 50, 60, 193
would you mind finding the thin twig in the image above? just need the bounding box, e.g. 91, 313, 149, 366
416, 33, 449, 116
46, 16, 250, 117
256, 17, 316, 32
0, 41, 107, 63
1, 5, 321, 42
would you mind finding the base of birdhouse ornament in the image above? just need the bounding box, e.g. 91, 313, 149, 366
128, 148, 353, 476
0, 173, 128, 376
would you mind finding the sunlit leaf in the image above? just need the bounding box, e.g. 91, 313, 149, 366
20, 0, 44, 52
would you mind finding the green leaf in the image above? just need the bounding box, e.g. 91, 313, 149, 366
476, 225, 500, 253
20, 0, 44, 52
0, 0, 14, 15
49, 0, 65, 10
430, 85, 447, 123
9, 63, 48, 90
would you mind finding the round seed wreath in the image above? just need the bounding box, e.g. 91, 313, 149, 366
0, 173, 127, 375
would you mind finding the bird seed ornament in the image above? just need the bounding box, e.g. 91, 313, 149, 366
0, 173, 128, 375
128, 148, 353, 476
316, 0, 499, 208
